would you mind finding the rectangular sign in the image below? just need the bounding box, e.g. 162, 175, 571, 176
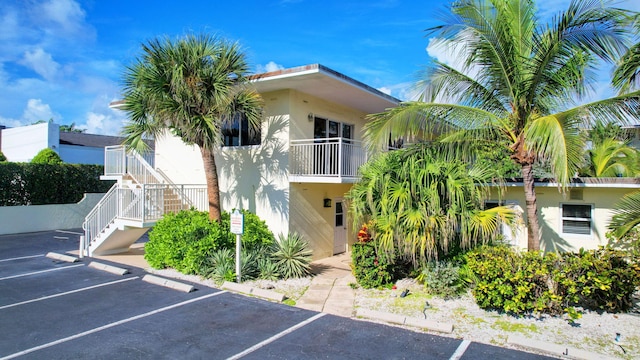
230, 210, 244, 235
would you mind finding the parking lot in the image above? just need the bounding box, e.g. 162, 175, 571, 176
0, 230, 553, 359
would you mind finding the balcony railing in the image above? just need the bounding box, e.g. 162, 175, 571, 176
290, 138, 367, 181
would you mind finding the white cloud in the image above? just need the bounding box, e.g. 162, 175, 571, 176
38, 0, 92, 37
22, 99, 57, 123
81, 111, 125, 136
256, 61, 285, 74
21, 48, 60, 80
0, 98, 59, 127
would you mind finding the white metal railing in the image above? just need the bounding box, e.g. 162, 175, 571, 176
290, 137, 367, 178
82, 182, 119, 255
82, 184, 207, 254
104, 145, 158, 182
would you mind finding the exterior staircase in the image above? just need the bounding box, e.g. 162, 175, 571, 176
81, 145, 207, 257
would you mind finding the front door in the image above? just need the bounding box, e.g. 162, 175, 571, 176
333, 199, 347, 254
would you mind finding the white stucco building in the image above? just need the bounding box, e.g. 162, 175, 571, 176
152, 64, 399, 259
0, 122, 152, 165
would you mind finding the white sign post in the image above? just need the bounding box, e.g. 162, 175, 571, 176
230, 209, 244, 283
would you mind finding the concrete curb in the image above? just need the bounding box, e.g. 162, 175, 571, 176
507, 335, 618, 360
46, 252, 78, 263
142, 274, 195, 293
88, 261, 129, 276
356, 308, 454, 334
221, 281, 286, 302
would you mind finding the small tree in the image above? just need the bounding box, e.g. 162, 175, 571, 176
31, 148, 63, 164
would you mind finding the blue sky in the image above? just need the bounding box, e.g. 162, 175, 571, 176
0, 0, 638, 135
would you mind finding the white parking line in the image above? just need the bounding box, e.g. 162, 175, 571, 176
0, 264, 84, 281
449, 339, 471, 360
0, 277, 139, 310
0, 254, 44, 263
226, 313, 327, 360
0, 290, 228, 360
55, 230, 83, 235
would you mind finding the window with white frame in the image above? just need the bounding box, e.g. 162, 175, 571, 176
222, 113, 261, 147
561, 204, 592, 235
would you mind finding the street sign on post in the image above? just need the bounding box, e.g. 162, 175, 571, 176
230, 210, 244, 283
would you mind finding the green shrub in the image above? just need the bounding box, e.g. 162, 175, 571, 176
145, 210, 231, 272
0, 151, 6, 162
464, 245, 640, 319
271, 232, 312, 279
0, 162, 112, 205
145, 209, 276, 277
222, 210, 275, 250
31, 148, 63, 164
418, 261, 467, 299
351, 241, 393, 289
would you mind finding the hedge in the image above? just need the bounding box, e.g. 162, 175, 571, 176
0, 163, 113, 206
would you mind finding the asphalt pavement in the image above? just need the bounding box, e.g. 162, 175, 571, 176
0, 230, 555, 359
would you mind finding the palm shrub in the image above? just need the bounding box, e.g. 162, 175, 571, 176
271, 232, 312, 279
347, 143, 515, 265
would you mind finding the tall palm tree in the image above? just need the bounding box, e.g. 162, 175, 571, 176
121, 34, 263, 222
364, 0, 640, 251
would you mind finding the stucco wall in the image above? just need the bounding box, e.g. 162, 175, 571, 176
0, 193, 103, 235
493, 185, 638, 252
1, 122, 58, 162
290, 183, 354, 260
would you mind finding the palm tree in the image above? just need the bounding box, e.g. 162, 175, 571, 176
582, 137, 640, 177
364, 0, 640, 251
347, 144, 515, 264
121, 34, 263, 222
613, 13, 640, 93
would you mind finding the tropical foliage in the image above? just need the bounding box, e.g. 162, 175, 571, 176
347, 144, 515, 265
120, 33, 263, 221
270, 232, 313, 279
464, 245, 640, 318
0, 151, 6, 162
363, 0, 640, 251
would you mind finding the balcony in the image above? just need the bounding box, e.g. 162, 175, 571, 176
289, 138, 368, 183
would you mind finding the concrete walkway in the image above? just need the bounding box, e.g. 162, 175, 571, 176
296, 252, 356, 317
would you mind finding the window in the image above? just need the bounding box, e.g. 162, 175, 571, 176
222, 113, 261, 147
561, 204, 592, 235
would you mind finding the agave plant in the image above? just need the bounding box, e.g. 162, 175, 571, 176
271, 232, 313, 279
202, 248, 235, 282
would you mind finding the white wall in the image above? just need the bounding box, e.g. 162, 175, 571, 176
494, 185, 638, 252
1, 122, 59, 162
0, 193, 103, 235
59, 144, 105, 165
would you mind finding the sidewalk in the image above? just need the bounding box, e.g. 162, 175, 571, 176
296, 252, 356, 317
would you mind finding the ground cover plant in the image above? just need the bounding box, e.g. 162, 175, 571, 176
145, 209, 312, 282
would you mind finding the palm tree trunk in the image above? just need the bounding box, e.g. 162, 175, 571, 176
201, 147, 222, 222
522, 163, 541, 251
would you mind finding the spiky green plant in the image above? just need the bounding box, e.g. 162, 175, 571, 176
271, 232, 312, 279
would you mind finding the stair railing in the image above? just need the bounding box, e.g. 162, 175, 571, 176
82, 183, 119, 255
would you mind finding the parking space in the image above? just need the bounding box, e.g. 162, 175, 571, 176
0, 231, 553, 359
